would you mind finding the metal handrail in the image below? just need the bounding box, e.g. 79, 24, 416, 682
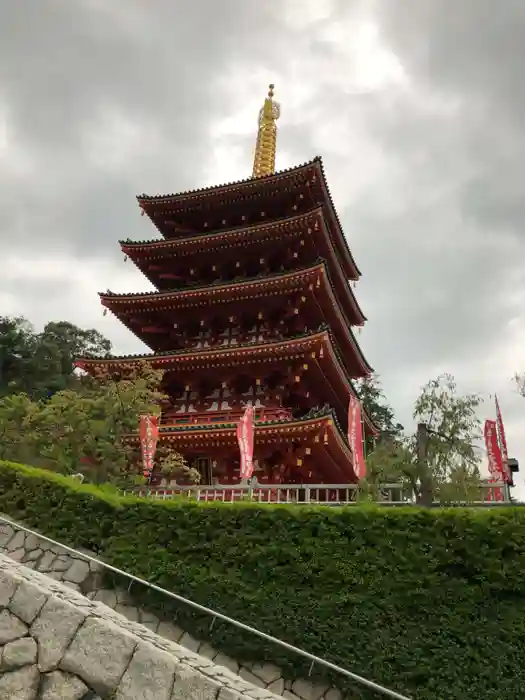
0, 514, 412, 700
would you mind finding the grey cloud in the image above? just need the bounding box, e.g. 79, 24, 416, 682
2, 0, 525, 489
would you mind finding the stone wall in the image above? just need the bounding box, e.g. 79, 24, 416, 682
0, 519, 346, 700
0, 553, 287, 699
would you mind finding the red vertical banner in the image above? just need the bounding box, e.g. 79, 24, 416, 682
348, 396, 366, 480
139, 415, 159, 480
495, 395, 510, 483
484, 419, 504, 502
237, 406, 255, 480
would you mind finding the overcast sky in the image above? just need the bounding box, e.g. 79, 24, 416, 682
2, 0, 525, 495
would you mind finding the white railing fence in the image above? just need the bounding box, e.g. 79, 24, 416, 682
121, 481, 511, 505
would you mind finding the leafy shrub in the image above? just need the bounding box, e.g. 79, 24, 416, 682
1, 459, 525, 700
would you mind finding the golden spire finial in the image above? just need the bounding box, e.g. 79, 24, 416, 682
252, 84, 280, 178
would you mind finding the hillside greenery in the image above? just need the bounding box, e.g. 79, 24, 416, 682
0, 459, 523, 700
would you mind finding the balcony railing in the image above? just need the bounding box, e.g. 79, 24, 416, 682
160, 407, 293, 427
121, 482, 510, 505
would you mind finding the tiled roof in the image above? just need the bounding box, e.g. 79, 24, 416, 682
100, 259, 324, 300
136, 156, 361, 279
136, 158, 320, 202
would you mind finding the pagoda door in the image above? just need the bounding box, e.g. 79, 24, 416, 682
193, 456, 212, 485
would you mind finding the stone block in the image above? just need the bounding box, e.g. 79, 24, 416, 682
2, 636, 38, 668
180, 630, 201, 652
63, 559, 90, 584
323, 689, 343, 700
51, 555, 73, 572
267, 678, 285, 695
24, 533, 41, 551
115, 588, 132, 605
218, 690, 244, 700
115, 603, 140, 621
47, 570, 65, 581
0, 524, 15, 547
0, 664, 39, 700
215, 653, 240, 674
23, 560, 38, 569
291, 680, 328, 700
23, 548, 43, 562
9, 547, 27, 562
62, 581, 82, 593
31, 598, 87, 672
7, 530, 25, 552
158, 620, 184, 642
139, 608, 160, 625
0, 569, 20, 606
38, 551, 56, 572
0, 609, 29, 644
251, 662, 283, 685
115, 641, 178, 700
60, 616, 137, 696
93, 589, 118, 608
198, 643, 217, 660
40, 670, 89, 700
171, 664, 223, 700
239, 667, 268, 689
9, 580, 48, 623
245, 689, 278, 699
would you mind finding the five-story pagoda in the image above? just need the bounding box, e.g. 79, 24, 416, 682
77, 85, 378, 487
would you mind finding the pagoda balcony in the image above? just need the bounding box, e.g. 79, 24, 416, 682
160, 406, 293, 427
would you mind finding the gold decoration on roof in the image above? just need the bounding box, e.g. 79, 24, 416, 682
252, 84, 280, 178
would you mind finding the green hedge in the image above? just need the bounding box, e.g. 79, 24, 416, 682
1, 460, 525, 700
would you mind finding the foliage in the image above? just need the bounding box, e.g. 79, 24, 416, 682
514, 372, 525, 397
356, 373, 404, 439
0, 316, 112, 400
363, 374, 483, 505
0, 362, 192, 486
1, 459, 525, 700
0, 317, 38, 396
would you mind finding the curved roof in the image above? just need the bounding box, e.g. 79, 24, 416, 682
76, 327, 378, 435
120, 207, 367, 326
99, 262, 372, 379
100, 258, 366, 328
137, 157, 361, 280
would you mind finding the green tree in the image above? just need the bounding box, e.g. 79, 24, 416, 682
363, 373, 483, 505
0, 316, 113, 400
355, 373, 403, 454
33, 321, 112, 399
0, 316, 38, 396
0, 361, 194, 486
356, 374, 403, 436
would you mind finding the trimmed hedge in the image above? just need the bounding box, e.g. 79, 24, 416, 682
1, 460, 525, 699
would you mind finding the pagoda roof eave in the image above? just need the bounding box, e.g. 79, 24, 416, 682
119, 206, 366, 325
98, 259, 366, 328
119, 208, 320, 252
136, 158, 320, 205
136, 157, 361, 279
76, 328, 378, 435
127, 407, 359, 482
98, 262, 373, 377
99, 261, 323, 305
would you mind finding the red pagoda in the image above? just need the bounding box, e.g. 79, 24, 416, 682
77, 85, 378, 488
